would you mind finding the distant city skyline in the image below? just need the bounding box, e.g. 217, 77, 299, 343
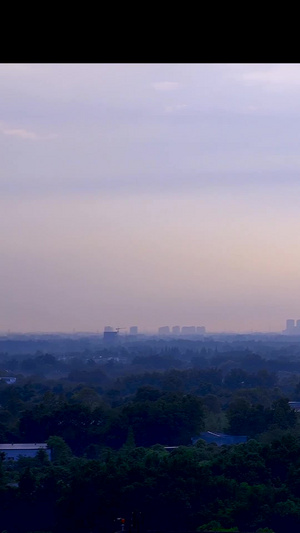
283, 318, 300, 335
1, 64, 300, 333
0, 320, 291, 335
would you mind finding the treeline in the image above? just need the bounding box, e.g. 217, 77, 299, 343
3, 435, 300, 532
1, 343, 300, 389
0, 361, 299, 452
1, 338, 300, 531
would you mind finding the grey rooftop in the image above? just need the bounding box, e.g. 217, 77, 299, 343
0, 443, 48, 450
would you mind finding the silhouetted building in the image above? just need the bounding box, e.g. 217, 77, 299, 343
158, 326, 170, 335
286, 319, 295, 330
181, 326, 196, 335
172, 325, 180, 335
283, 319, 300, 335
196, 326, 206, 334
103, 327, 118, 343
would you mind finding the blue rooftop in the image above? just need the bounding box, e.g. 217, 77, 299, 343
192, 431, 247, 446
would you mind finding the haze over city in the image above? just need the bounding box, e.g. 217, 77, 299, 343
1, 63, 300, 334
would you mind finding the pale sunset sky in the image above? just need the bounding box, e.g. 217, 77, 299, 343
1, 63, 300, 333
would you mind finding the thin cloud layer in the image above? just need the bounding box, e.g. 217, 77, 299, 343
1, 63, 300, 332
1, 63, 300, 195
3, 128, 38, 140
152, 81, 180, 91
239, 64, 300, 87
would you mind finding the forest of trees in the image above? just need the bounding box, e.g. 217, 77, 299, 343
1, 335, 300, 532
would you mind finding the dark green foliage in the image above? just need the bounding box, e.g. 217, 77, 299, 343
122, 391, 204, 447
227, 397, 296, 438
2, 336, 300, 531
2, 419, 300, 532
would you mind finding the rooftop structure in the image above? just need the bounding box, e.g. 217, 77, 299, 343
192, 431, 247, 446
0, 376, 16, 384
0, 443, 51, 460
289, 401, 300, 412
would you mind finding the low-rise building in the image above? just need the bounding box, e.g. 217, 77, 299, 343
0, 443, 51, 460
192, 431, 247, 446
289, 401, 300, 412
0, 377, 16, 384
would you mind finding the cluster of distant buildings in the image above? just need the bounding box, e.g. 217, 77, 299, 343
158, 325, 206, 336
102, 324, 206, 343
284, 319, 300, 335
103, 325, 139, 343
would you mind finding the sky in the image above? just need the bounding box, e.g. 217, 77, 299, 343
1, 62, 300, 333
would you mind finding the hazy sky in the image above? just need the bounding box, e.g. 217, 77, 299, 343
1, 63, 300, 333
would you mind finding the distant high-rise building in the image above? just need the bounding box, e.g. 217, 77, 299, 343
158, 326, 170, 335
103, 326, 118, 343
181, 326, 196, 335
196, 326, 206, 334
286, 319, 295, 332
130, 326, 138, 335
172, 326, 180, 335
296, 320, 300, 330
